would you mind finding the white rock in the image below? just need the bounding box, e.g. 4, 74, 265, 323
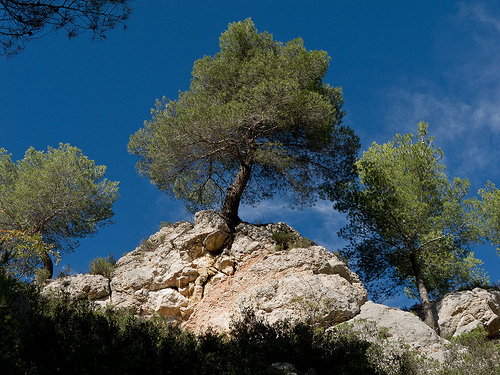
346, 301, 449, 358
145, 288, 188, 318
434, 288, 500, 338
44, 213, 367, 335
44, 274, 110, 300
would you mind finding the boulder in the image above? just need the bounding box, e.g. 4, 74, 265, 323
345, 301, 448, 359
44, 274, 111, 301
182, 244, 367, 333
434, 287, 500, 338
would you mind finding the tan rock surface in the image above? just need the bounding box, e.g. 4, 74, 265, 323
434, 287, 500, 338
44, 210, 367, 332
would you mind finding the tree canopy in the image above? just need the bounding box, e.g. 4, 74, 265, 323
128, 18, 359, 226
0, 228, 56, 280
0, 0, 132, 57
0, 143, 119, 279
479, 182, 500, 255
332, 122, 487, 328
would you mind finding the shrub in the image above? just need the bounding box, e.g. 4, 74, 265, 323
34, 267, 50, 285
56, 264, 73, 278
89, 254, 116, 279
439, 326, 500, 375
272, 231, 314, 250
138, 237, 157, 252
1, 277, 470, 375
159, 221, 172, 229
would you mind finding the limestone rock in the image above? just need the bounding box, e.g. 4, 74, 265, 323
346, 301, 448, 359
144, 288, 188, 318
182, 245, 367, 333
44, 211, 367, 334
434, 288, 500, 338
44, 274, 110, 300
203, 230, 231, 253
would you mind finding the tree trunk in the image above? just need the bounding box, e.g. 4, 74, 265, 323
40, 251, 53, 279
221, 162, 252, 229
409, 249, 436, 330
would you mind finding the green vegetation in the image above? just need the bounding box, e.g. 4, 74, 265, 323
4, 270, 498, 375
128, 18, 359, 227
479, 182, 500, 255
0, 272, 425, 375
0, 229, 57, 280
88, 254, 117, 279
332, 122, 488, 329
439, 326, 500, 374
0, 144, 119, 279
272, 230, 314, 250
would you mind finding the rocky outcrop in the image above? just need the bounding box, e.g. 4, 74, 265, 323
45, 210, 367, 332
44, 273, 111, 301
433, 287, 500, 338
183, 244, 367, 332
43, 210, 500, 362
345, 301, 449, 360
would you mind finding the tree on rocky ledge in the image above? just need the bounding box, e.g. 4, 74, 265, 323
0, 144, 119, 279
128, 18, 360, 228
331, 122, 488, 329
0, 0, 132, 57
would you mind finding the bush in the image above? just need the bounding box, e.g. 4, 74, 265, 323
272, 231, 314, 250
439, 326, 500, 374
88, 254, 116, 279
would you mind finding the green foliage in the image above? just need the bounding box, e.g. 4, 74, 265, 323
332, 123, 487, 304
0, 276, 434, 375
439, 326, 500, 374
34, 267, 50, 285
129, 18, 359, 222
88, 254, 116, 279
0, 229, 58, 279
0, 144, 119, 278
138, 237, 157, 252
159, 220, 172, 229
479, 182, 500, 255
272, 230, 314, 250
56, 264, 73, 278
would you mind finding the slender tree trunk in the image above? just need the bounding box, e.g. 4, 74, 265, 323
221, 162, 252, 228
40, 251, 53, 279
409, 249, 436, 330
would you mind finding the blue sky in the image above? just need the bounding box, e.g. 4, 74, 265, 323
2, 1, 500, 307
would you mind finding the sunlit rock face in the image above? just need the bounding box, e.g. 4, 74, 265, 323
45, 210, 367, 332
433, 287, 500, 338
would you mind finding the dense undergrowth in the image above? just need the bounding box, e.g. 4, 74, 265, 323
1, 273, 499, 375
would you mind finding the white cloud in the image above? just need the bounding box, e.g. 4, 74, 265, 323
381, 2, 500, 182
458, 2, 500, 33
240, 200, 348, 252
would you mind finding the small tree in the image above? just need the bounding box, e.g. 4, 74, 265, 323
0, 0, 132, 57
479, 182, 500, 255
0, 144, 119, 279
128, 18, 359, 227
332, 122, 487, 329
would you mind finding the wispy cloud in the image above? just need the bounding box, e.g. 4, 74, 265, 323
381, 2, 500, 183
240, 200, 348, 251
458, 2, 500, 33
